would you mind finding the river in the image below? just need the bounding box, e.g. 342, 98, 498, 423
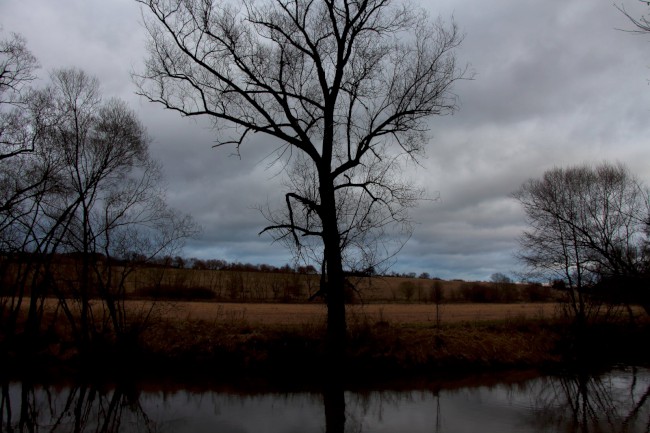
2, 366, 649, 432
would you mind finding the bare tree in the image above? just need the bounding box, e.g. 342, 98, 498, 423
0, 131, 64, 339
513, 162, 650, 323
0, 31, 60, 339
39, 68, 198, 345
135, 0, 466, 358
0, 67, 197, 349
0, 30, 39, 160
0, 31, 50, 233
616, 4, 650, 33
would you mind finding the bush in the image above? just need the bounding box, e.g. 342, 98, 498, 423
398, 281, 416, 301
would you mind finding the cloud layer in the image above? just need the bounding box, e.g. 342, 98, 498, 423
3, 0, 650, 280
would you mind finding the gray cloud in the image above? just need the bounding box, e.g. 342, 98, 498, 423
3, 0, 650, 280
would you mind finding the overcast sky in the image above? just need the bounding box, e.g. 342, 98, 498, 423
3, 0, 650, 281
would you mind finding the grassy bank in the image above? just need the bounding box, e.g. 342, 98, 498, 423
138, 316, 650, 378
3, 303, 649, 385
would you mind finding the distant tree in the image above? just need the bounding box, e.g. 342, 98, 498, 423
205, 259, 227, 270
172, 256, 186, 269
490, 272, 512, 285
190, 258, 207, 270
431, 279, 444, 330
398, 281, 416, 301
136, 0, 466, 363
490, 272, 517, 302
297, 265, 318, 275
513, 162, 650, 322
419, 272, 431, 279
431, 279, 444, 303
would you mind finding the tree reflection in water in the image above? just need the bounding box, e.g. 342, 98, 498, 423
0, 367, 648, 433
323, 383, 346, 433
528, 367, 650, 432
0, 381, 154, 432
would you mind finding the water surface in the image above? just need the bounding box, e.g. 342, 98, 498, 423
2, 366, 649, 432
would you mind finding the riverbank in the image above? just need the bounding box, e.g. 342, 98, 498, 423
3, 305, 649, 386
140, 315, 650, 379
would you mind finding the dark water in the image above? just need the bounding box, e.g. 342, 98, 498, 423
2, 366, 649, 432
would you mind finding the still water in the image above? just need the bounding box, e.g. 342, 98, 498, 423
2, 366, 649, 432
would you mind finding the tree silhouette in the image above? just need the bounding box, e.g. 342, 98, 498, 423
136, 0, 466, 360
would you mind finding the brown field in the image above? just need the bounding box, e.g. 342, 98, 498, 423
27, 298, 559, 325
45, 299, 556, 325
8, 297, 649, 378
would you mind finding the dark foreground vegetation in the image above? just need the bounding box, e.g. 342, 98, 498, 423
2, 300, 649, 387
2, 253, 649, 385
137, 313, 650, 381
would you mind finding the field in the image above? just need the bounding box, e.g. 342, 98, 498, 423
5, 296, 650, 382
3, 258, 647, 379
158, 301, 559, 324
29, 297, 559, 325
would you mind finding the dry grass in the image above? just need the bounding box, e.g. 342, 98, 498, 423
6, 297, 649, 379
156, 301, 559, 325
26, 298, 558, 325
18, 294, 647, 329
22, 298, 650, 328
14, 298, 560, 331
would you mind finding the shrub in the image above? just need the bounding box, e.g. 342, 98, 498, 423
398, 281, 416, 301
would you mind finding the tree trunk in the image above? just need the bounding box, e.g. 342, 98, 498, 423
325, 238, 346, 365
323, 383, 346, 433
320, 180, 347, 366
